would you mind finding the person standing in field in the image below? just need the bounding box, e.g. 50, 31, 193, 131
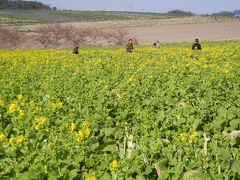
126, 39, 134, 53
73, 47, 79, 55
192, 39, 202, 50
156, 41, 160, 49
153, 42, 157, 48
153, 41, 160, 49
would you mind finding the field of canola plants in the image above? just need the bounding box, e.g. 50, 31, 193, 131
0, 41, 240, 179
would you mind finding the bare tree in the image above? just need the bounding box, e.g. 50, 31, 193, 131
131, 37, 139, 45
62, 25, 89, 47
34, 27, 53, 49
88, 28, 102, 44
76, 28, 89, 46
46, 23, 64, 42
0, 25, 139, 49
0, 28, 26, 49
100, 29, 136, 46
0, 28, 6, 48
62, 25, 74, 44
101, 30, 115, 44
110, 29, 130, 45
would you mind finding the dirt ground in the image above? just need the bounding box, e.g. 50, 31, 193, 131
19, 18, 240, 44
125, 21, 240, 44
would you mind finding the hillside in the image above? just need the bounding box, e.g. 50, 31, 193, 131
0, 10, 176, 23
0, 9, 236, 24
0, 0, 51, 10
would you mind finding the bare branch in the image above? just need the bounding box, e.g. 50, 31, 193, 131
88, 28, 102, 44
46, 23, 64, 42
111, 29, 130, 45
62, 26, 89, 47
0, 28, 26, 49
34, 27, 53, 49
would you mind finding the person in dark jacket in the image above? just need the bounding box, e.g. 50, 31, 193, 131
73, 47, 79, 55
153, 42, 157, 48
192, 39, 202, 50
126, 39, 134, 53
153, 41, 160, 49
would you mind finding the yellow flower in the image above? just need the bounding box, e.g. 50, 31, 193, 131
8, 103, 17, 113
76, 130, 85, 142
84, 128, 91, 138
189, 130, 198, 144
35, 117, 47, 130
17, 95, 24, 101
38, 117, 46, 125
190, 130, 198, 137
16, 135, 25, 144
180, 133, 187, 143
82, 121, 90, 130
0, 100, 4, 108
51, 102, 63, 111
86, 175, 97, 180
69, 123, 76, 133
19, 110, 25, 119
9, 137, 15, 145
55, 102, 63, 109
30, 101, 35, 109
35, 124, 40, 130
0, 133, 6, 142
109, 160, 119, 172
189, 135, 198, 144
126, 75, 134, 84
223, 69, 229, 74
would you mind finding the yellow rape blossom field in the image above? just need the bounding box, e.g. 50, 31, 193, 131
0, 41, 240, 179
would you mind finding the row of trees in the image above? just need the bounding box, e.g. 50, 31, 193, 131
166, 9, 240, 17
0, 24, 138, 49
211, 10, 240, 17
0, 0, 52, 10
167, 10, 195, 16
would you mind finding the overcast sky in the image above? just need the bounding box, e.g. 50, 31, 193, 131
35, 0, 240, 14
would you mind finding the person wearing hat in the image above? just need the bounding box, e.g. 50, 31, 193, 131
192, 39, 202, 50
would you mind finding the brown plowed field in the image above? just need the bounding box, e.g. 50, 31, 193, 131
125, 21, 240, 44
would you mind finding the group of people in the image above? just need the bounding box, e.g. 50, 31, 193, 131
125, 38, 201, 53
124, 39, 161, 53
72, 38, 202, 55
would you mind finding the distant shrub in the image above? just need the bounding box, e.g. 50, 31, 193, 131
211, 11, 234, 17
167, 9, 195, 17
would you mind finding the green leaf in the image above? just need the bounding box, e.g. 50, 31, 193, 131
102, 144, 117, 152
69, 169, 79, 179
15, 172, 30, 180
143, 166, 152, 175
99, 172, 111, 180
101, 128, 116, 137
232, 160, 240, 173
75, 155, 84, 163
89, 142, 100, 151
230, 119, 240, 129
48, 172, 58, 180
182, 170, 199, 180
